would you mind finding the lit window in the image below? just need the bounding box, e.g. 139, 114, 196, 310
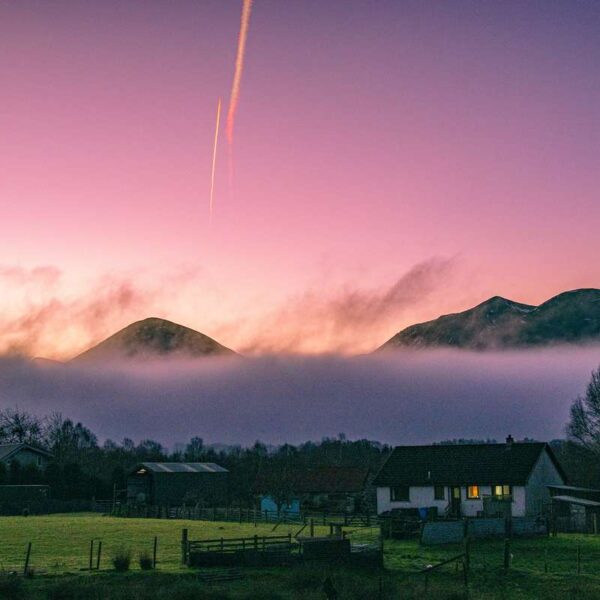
434, 486, 445, 500
466, 485, 480, 499
493, 485, 512, 498
390, 486, 410, 501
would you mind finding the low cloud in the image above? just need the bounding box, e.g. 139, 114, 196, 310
0, 348, 597, 447
217, 257, 459, 354
0, 258, 464, 358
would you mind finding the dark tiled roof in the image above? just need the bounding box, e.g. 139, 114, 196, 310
372, 443, 566, 487
132, 462, 228, 474
0, 443, 53, 462
256, 466, 369, 494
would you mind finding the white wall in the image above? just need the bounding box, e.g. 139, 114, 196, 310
377, 485, 527, 517
512, 487, 526, 517
525, 449, 565, 515
377, 485, 449, 515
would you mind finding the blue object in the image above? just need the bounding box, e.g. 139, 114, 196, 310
260, 495, 300, 514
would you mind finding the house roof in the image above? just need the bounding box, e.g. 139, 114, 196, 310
0, 443, 53, 462
131, 462, 228, 474
255, 466, 369, 494
372, 442, 566, 487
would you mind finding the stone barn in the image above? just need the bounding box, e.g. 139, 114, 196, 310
127, 462, 228, 507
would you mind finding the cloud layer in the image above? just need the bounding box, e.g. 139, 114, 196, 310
0, 258, 465, 358
1, 348, 598, 448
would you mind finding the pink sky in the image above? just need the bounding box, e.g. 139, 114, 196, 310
1, 1, 599, 358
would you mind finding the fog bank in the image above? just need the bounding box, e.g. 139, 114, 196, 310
1, 348, 599, 447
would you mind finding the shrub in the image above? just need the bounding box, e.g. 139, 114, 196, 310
139, 551, 153, 570
111, 547, 131, 572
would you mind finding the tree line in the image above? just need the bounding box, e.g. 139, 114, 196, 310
1, 365, 599, 503
0, 410, 389, 504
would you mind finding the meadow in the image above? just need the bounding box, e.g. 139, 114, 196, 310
0, 514, 599, 599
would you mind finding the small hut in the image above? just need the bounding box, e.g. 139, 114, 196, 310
127, 462, 228, 507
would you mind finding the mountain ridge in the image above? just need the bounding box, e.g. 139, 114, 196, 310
71, 317, 236, 362
379, 288, 600, 351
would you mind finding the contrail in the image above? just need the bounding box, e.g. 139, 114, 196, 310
226, 0, 253, 145
209, 98, 222, 217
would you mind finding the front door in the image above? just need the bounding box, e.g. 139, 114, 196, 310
450, 487, 461, 517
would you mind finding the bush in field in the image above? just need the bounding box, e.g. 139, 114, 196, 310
111, 547, 131, 572
138, 551, 153, 570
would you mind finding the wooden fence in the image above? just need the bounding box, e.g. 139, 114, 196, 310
184, 532, 296, 567
111, 503, 376, 527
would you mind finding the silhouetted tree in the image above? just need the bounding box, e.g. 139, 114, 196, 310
568, 366, 600, 453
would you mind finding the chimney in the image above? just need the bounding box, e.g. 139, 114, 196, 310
505, 435, 514, 447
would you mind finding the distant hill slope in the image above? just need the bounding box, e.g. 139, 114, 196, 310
71, 318, 236, 362
379, 289, 600, 351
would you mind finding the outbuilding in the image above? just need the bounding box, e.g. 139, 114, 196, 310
0, 443, 53, 470
127, 462, 228, 507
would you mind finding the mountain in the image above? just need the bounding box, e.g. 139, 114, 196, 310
71, 318, 236, 362
379, 289, 600, 351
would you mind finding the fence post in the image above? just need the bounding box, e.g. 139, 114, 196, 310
544, 548, 548, 573
577, 543, 581, 575
89, 539, 94, 571
254, 534, 258, 551
96, 541, 102, 570
153, 536, 158, 569
464, 536, 471, 572
181, 529, 188, 565
503, 538, 511, 572
310, 518, 315, 537
23, 542, 32, 576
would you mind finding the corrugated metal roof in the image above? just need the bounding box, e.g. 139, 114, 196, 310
548, 485, 600, 493
552, 495, 600, 508
137, 462, 228, 474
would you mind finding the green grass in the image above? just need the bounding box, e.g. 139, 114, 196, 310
0, 513, 326, 574
1, 514, 600, 599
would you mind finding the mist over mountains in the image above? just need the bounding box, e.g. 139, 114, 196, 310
28, 287, 600, 363
1, 348, 598, 447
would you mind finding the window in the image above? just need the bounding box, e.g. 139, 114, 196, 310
37, 455, 42, 467
390, 486, 410, 502
466, 485, 480, 499
434, 486, 445, 500
493, 485, 512, 499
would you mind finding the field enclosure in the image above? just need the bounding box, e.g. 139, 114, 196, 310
0, 513, 329, 574
1, 514, 600, 598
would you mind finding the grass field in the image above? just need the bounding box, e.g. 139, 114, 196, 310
0, 514, 599, 599
0, 513, 327, 573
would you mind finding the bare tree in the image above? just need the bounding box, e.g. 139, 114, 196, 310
0, 408, 43, 445
567, 366, 600, 453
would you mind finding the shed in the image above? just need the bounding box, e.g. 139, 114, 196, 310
0, 443, 53, 470
127, 462, 228, 507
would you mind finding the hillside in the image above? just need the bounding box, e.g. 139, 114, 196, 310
380, 289, 600, 351
71, 318, 236, 362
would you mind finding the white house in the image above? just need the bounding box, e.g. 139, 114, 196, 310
373, 437, 566, 518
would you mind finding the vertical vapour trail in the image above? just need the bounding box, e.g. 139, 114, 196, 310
225, 0, 253, 145
209, 98, 222, 217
